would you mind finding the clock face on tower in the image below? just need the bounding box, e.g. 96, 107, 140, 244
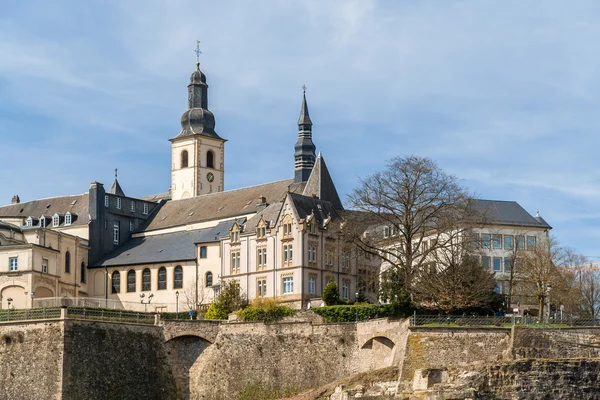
207, 172, 214, 182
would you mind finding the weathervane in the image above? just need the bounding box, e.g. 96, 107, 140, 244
114, 168, 118, 180
195, 40, 202, 65
302, 82, 307, 93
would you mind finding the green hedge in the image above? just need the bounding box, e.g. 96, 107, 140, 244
312, 303, 409, 322
237, 304, 295, 323
161, 311, 199, 320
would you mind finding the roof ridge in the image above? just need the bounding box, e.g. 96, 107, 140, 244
0, 192, 88, 208
169, 178, 293, 203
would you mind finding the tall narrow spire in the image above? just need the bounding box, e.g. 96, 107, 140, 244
294, 84, 316, 183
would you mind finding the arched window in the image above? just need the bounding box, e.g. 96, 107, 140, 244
207, 150, 214, 169
127, 270, 136, 292
65, 251, 71, 273
174, 266, 183, 289
142, 268, 151, 291
158, 267, 167, 290
181, 150, 189, 168
80, 262, 86, 283
206, 271, 213, 287
111, 271, 120, 294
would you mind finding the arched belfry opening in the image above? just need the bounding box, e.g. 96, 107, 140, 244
206, 151, 214, 169
181, 150, 189, 169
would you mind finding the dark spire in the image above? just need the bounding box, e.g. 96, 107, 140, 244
171, 44, 223, 142
294, 85, 316, 183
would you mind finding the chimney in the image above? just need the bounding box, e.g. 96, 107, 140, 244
256, 196, 267, 211
11, 195, 20, 204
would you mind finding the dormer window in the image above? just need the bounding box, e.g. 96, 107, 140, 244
65, 212, 72, 226
52, 213, 60, 227
26, 217, 33, 227
230, 231, 240, 243
383, 226, 390, 239
256, 220, 267, 239
282, 216, 293, 237
40, 216, 46, 228
116, 197, 122, 210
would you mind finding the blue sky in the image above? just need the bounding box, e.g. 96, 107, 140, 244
1, 1, 599, 258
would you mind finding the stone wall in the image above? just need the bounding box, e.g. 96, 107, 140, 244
190, 322, 357, 399
512, 327, 600, 359
400, 327, 512, 382
0, 321, 64, 400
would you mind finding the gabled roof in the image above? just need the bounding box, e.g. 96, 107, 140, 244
108, 179, 125, 196
472, 200, 552, 229
302, 154, 344, 210
142, 179, 295, 232
244, 201, 284, 232
0, 194, 90, 227
92, 220, 237, 267
288, 192, 341, 226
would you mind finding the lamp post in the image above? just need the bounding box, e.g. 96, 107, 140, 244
355, 292, 359, 322
175, 291, 179, 318
140, 293, 154, 313
30, 292, 35, 309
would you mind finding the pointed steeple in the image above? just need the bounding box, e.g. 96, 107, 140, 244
294, 85, 316, 183
108, 168, 125, 196
302, 154, 344, 210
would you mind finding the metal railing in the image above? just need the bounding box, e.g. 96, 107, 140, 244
412, 314, 600, 328
0, 307, 156, 325
0, 308, 62, 322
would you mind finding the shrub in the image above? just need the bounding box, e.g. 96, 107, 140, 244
205, 280, 248, 320
205, 301, 229, 320
322, 281, 340, 306
313, 303, 411, 323
237, 298, 296, 322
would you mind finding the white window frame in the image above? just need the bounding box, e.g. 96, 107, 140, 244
52, 213, 60, 227
283, 276, 293, 294
116, 197, 122, 210
9, 257, 18, 271
130, 201, 135, 213
129, 220, 134, 232
65, 212, 72, 226
26, 217, 33, 227
383, 226, 390, 238
104, 195, 109, 208
113, 223, 120, 244
42, 258, 48, 274
308, 276, 316, 294
40, 216, 46, 228
143, 203, 149, 215
342, 282, 349, 299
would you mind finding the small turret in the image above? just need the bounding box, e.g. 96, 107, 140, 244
294, 86, 316, 183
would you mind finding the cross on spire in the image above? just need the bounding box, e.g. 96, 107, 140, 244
195, 40, 202, 65
302, 82, 307, 93
114, 168, 118, 180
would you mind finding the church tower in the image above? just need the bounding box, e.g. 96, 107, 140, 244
170, 60, 226, 200
294, 87, 316, 183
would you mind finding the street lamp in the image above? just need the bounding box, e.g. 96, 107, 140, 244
355, 292, 359, 322
175, 291, 180, 318
6, 297, 13, 310
140, 293, 154, 313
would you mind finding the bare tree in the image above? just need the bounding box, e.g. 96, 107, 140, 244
181, 281, 210, 312
347, 155, 476, 302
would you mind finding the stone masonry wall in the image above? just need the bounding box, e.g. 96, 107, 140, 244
190, 322, 357, 400
61, 320, 177, 400
0, 321, 64, 400
512, 327, 600, 359
401, 327, 512, 382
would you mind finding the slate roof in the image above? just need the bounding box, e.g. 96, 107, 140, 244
0, 221, 22, 233
108, 179, 125, 196
472, 200, 552, 229
244, 201, 285, 232
92, 220, 237, 267
288, 192, 341, 225
0, 194, 90, 227
142, 179, 295, 232
302, 154, 344, 210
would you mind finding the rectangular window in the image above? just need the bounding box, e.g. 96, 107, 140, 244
516, 235, 525, 250
527, 236, 536, 250
231, 252, 236, 271
493, 257, 502, 272
482, 256, 491, 270
283, 245, 288, 262
342, 282, 349, 299
308, 276, 316, 294
200, 246, 207, 259
481, 234, 491, 249
473, 233, 480, 249
283, 276, 293, 294
257, 279, 267, 297
104, 219, 107, 230
104, 195, 109, 208
383, 226, 390, 238
504, 235, 514, 250
42, 258, 48, 273
130, 201, 135, 212
113, 223, 120, 245
492, 234, 502, 249
504, 258, 512, 273
143, 203, 149, 215
129, 220, 134, 232
116, 197, 122, 210
9, 257, 17, 271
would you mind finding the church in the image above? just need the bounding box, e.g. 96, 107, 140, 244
0, 59, 374, 312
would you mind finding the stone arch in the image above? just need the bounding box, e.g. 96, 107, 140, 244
361, 336, 395, 350
359, 336, 396, 371
164, 334, 212, 399
33, 286, 54, 298
165, 332, 213, 344
0, 285, 26, 309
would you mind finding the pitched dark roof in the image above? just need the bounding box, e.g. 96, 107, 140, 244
108, 179, 125, 196
298, 92, 312, 126
142, 179, 294, 232
302, 155, 344, 210
0, 194, 90, 227
0, 221, 22, 233
288, 192, 341, 226
473, 200, 552, 229
244, 201, 284, 232
93, 220, 237, 267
